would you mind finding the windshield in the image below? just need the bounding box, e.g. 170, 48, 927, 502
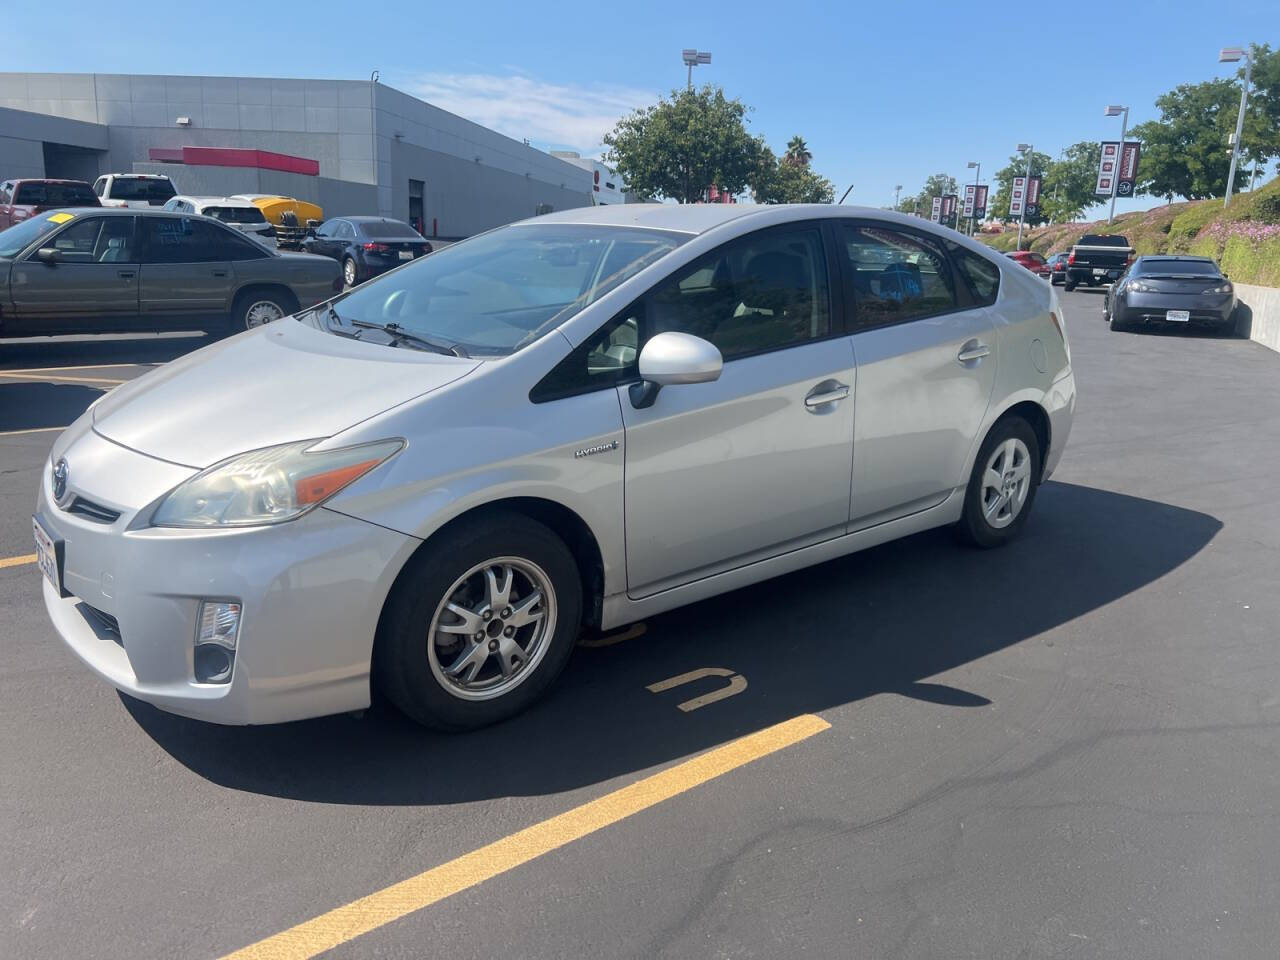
206, 206, 267, 224
1137, 259, 1220, 276
359, 220, 421, 239
14, 182, 98, 206
0, 213, 63, 258
326, 224, 687, 357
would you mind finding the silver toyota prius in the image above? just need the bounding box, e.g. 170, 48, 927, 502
34, 204, 1076, 730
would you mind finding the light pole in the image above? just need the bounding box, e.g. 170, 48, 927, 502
1219, 46, 1252, 207
894, 184, 902, 210
967, 160, 980, 236
682, 49, 711, 90
1015, 143, 1032, 249
1104, 105, 1128, 224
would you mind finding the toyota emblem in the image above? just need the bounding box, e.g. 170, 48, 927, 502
52, 458, 69, 503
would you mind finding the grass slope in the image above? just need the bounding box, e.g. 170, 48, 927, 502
980, 179, 1280, 287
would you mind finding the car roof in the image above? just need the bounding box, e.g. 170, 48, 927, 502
8, 178, 93, 186
178, 196, 258, 207
107, 173, 171, 180
1138, 254, 1213, 262
342, 215, 412, 223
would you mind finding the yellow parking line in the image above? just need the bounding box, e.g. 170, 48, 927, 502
220, 713, 831, 960
0, 372, 125, 385
0, 426, 65, 437
0, 554, 36, 569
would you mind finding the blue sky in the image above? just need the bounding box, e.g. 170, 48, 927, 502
5, 0, 1265, 218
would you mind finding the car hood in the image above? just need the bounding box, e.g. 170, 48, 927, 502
92, 319, 479, 468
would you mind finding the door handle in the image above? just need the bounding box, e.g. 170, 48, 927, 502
212, 270, 228, 277
116, 270, 136, 279
804, 382, 850, 409
957, 340, 990, 363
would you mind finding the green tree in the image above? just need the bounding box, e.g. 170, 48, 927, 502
902, 173, 957, 217
752, 142, 834, 203
1041, 141, 1101, 223
784, 135, 812, 167
990, 150, 1050, 225
603, 85, 763, 204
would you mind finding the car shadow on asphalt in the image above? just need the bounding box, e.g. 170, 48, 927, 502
0, 382, 104, 433
0, 332, 208, 371
123, 480, 1222, 805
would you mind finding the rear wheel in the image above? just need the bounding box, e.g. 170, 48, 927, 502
342, 256, 358, 288
375, 513, 583, 730
1064, 279, 1077, 292
955, 417, 1041, 548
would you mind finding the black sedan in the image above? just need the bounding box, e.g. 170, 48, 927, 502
302, 216, 432, 287
1104, 256, 1237, 333
1047, 252, 1069, 286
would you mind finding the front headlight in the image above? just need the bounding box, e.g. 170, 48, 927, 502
151, 438, 403, 528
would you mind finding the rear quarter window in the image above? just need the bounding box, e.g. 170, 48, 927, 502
951, 248, 1001, 306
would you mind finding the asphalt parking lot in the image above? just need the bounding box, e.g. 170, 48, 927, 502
3, 290, 1279, 960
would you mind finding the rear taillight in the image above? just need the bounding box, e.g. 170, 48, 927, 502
362, 242, 390, 253
1067, 253, 1075, 265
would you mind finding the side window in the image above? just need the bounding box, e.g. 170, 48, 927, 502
530, 309, 641, 403
216, 224, 270, 261
336, 221, 355, 240
45, 217, 136, 263
951, 248, 1001, 307
93, 177, 106, 197
841, 224, 957, 329
647, 223, 831, 360
315, 220, 334, 238
0, 183, 11, 204
142, 216, 226, 264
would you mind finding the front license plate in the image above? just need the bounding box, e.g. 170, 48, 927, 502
1166, 310, 1190, 322
398, 250, 413, 261
32, 516, 61, 593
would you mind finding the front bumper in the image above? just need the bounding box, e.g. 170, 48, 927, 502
37, 429, 418, 724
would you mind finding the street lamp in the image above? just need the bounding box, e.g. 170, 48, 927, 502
1219, 46, 1252, 208
894, 184, 902, 209
967, 160, 980, 236
1103, 105, 1129, 225
682, 49, 711, 90
1015, 143, 1032, 249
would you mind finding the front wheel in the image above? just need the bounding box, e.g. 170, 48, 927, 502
1064, 280, 1077, 292
955, 417, 1041, 548
231, 289, 295, 332
375, 513, 583, 730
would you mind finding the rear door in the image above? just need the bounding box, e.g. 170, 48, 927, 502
838, 221, 998, 528
137, 215, 233, 326
8, 214, 140, 333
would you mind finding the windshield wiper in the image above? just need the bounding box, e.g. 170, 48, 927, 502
343, 319, 469, 357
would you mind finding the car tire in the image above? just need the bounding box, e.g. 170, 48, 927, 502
374, 512, 583, 730
1109, 310, 1129, 333
1064, 280, 1077, 292
342, 257, 359, 288
230, 288, 297, 332
955, 416, 1042, 549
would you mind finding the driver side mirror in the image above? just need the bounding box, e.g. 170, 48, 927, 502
629, 332, 722, 409
36, 247, 60, 265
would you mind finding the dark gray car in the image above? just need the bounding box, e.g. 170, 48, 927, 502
1104, 255, 1237, 333
0, 207, 342, 337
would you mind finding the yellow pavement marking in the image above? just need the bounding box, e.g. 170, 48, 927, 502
0, 554, 37, 569
220, 713, 831, 960
0, 426, 65, 437
0, 372, 125, 385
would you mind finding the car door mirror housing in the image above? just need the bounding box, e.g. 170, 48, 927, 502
36, 247, 60, 264
630, 332, 722, 409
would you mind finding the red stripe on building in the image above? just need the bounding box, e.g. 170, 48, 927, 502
147, 146, 319, 176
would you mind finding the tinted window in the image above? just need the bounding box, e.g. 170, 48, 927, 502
13, 182, 98, 206
1136, 259, 1220, 276
1078, 234, 1129, 247
204, 206, 267, 225
358, 220, 420, 239
841, 224, 957, 328
217, 225, 271, 260
332, 224, 684, 357
0, 183, 10, 204
952, 248, 1000, 306
47, 216, 136, 263
109, 178, 176, 203
532, 224, 832, 401
142, 216, 226, 263
335, 221, 355, 240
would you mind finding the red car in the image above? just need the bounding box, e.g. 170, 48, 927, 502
1005, 250, 1052, 278
0, 178, 100, 230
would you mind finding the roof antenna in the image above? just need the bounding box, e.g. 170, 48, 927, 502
838, 184, 853, 205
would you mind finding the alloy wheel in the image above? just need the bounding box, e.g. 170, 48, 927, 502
426, 557, 557, 701
344, 259, 357, 287
981, 437, 1032, 529
244, 300, 284, 328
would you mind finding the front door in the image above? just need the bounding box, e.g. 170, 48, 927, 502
617, 221, 855, 598
837, 222, 998, 527
8, 215, 141, 334
137, 215, 233, 325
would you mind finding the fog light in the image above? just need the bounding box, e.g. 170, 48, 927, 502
195, 601, 240, 684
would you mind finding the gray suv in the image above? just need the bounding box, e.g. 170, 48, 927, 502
0, 207, 341, 337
